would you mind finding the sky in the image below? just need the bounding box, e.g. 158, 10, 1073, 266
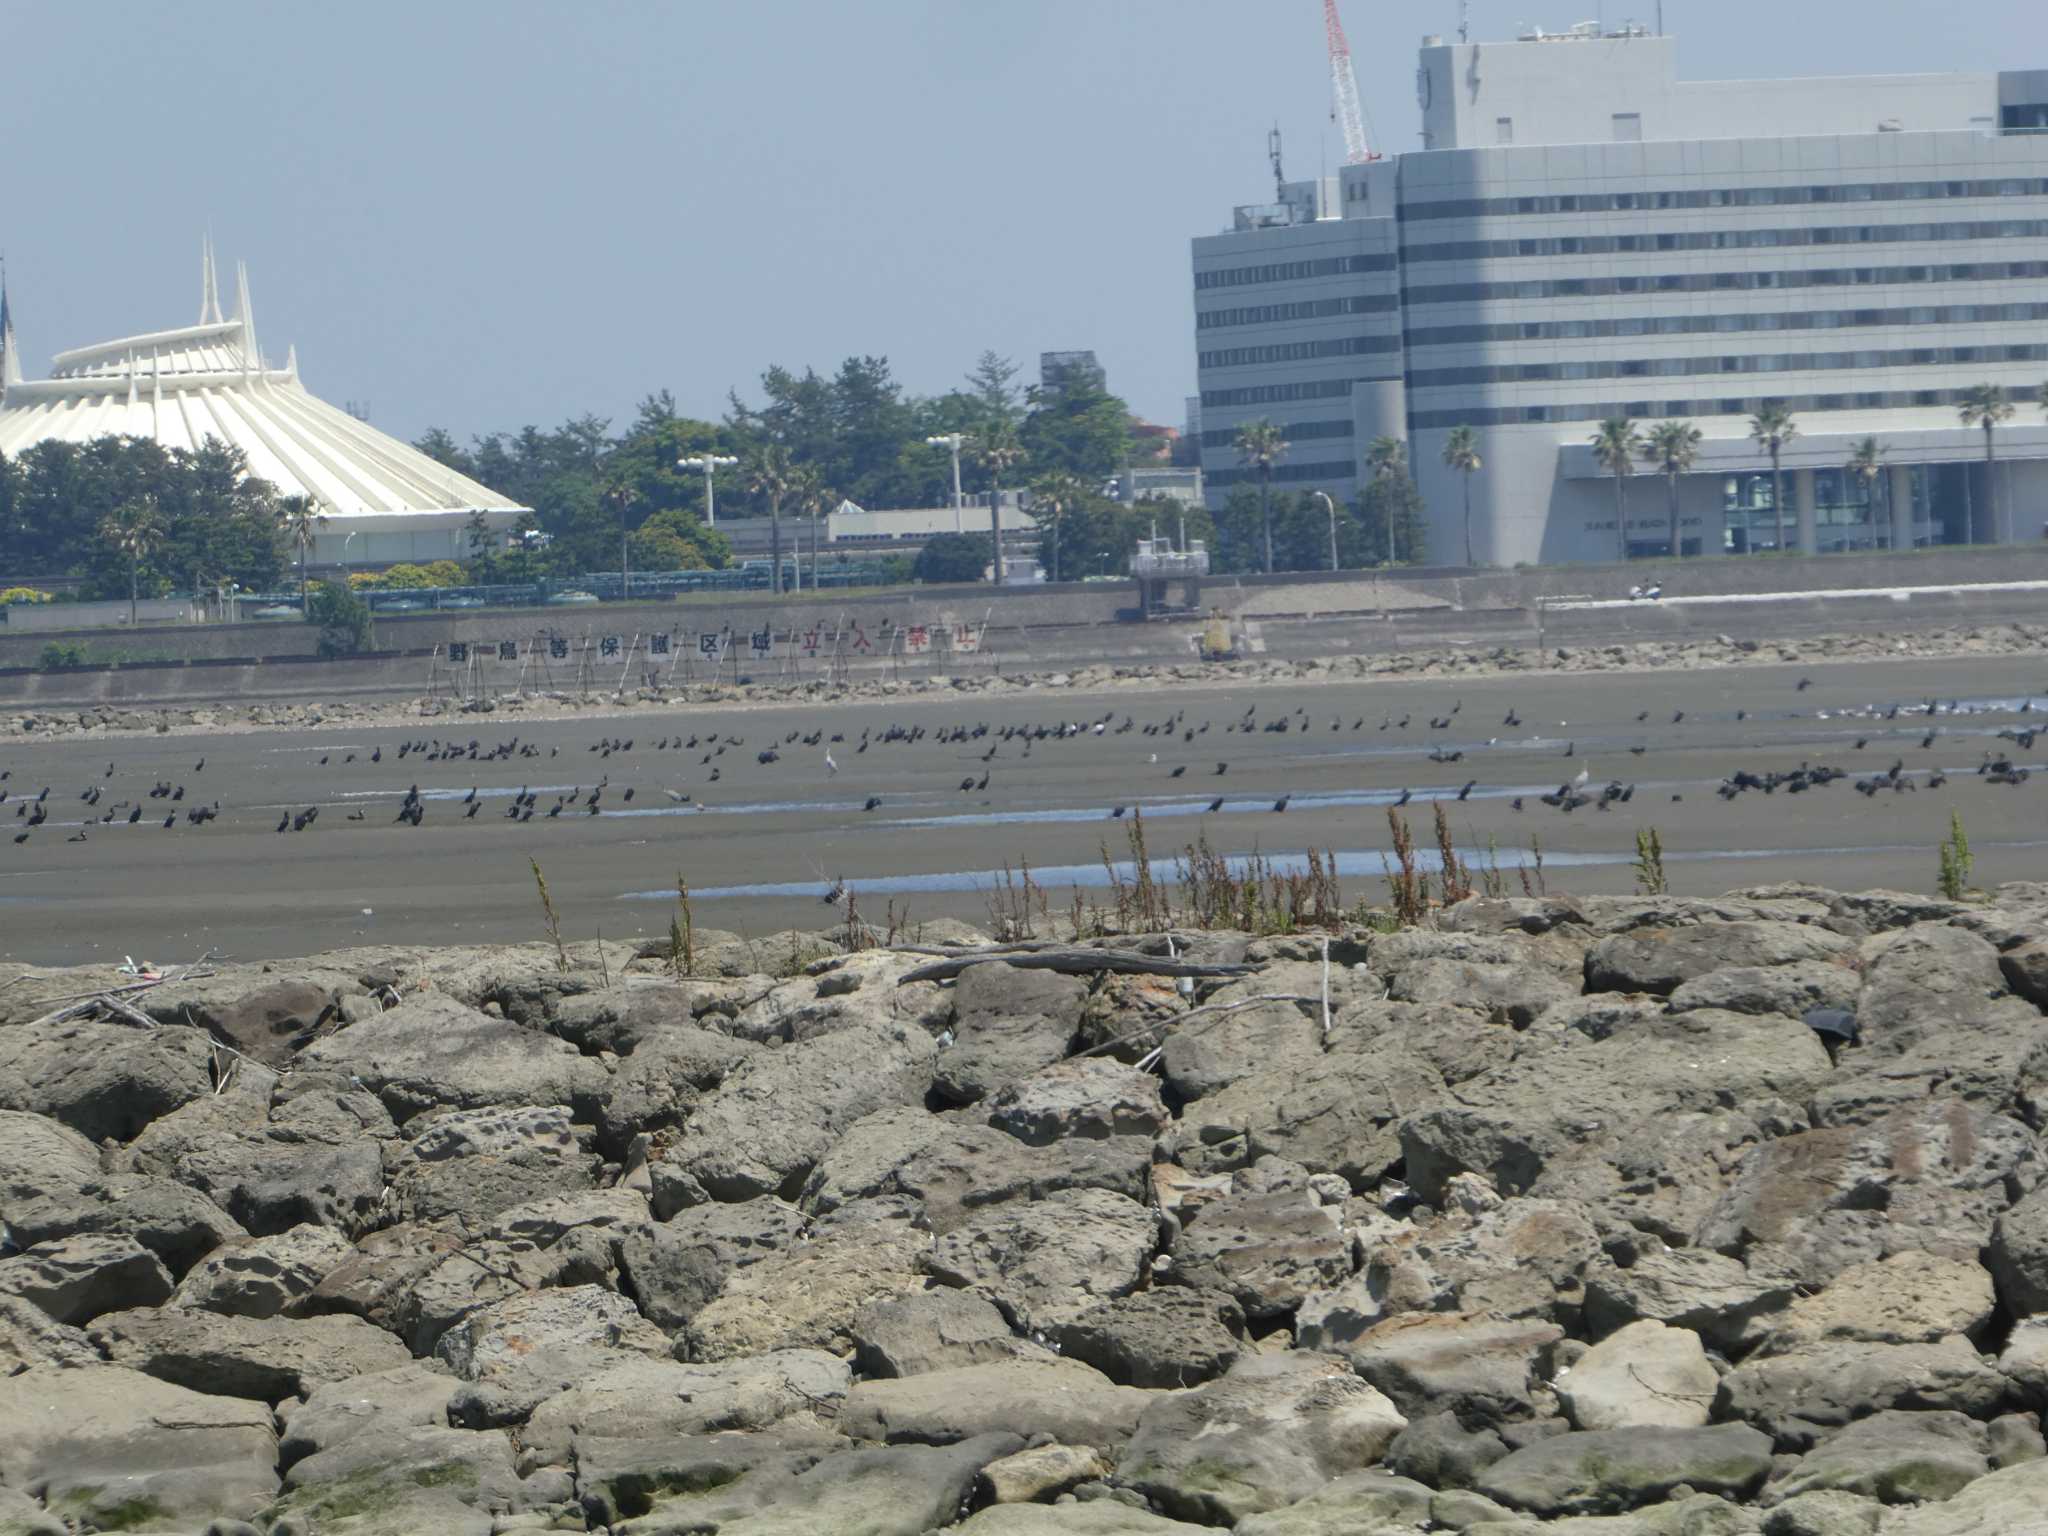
3, 1, 2040, 447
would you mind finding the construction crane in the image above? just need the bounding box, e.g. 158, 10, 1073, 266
1323, 0, 1379, 164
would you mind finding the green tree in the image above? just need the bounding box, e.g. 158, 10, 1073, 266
1440, 426, 1482, 566
464, 508, 501, 584
1233, 420, 1289, 574
1749, 402, 1798, 554
1590, 416, 1642, 562
1958, 384, 2016, 544
790, 463, 837, 592
1021, 367, 1137, 481
974, 425, 1025, 586
913, 532, 992, 584
1846, 436, 1889, 549
744, 444, 796, 594
629, 506, 730, 571
1028, 470, 1087, 583
1640, 420, 1703, 559
278, 495, 325, 609
99, 495, 166, 625
1365, 436, 1412, 564
305, 579, 373, 657
965, 351, 1022, 433
1357, 472, 1427, 567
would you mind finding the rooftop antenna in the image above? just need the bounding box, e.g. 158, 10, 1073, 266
1460, 0, 1471, 43
1268, 123, 1286, 201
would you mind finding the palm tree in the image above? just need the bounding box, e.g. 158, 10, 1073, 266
744, 445, 795, 593
1958, 384, 2016, 544
276, 495, 326, 611
100, 495, 166, 627
603, 479, 640, 599
1748, 403, 1799, 554
1233, 420, 1289, 574
1639, 421, 1703, 560
1366, 435, 1409, 564
1590, 416, 1642, 562
975, 426, 1026, 585
1845, 437, 1889, 550
791, 464, 835, 593
1028, 471, 1086, 584
1440, 426, 1482, 566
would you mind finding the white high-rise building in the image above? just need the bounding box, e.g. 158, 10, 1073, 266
1193, 28, 2048, 565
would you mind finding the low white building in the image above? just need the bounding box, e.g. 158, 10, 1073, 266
0, 243, 529, 565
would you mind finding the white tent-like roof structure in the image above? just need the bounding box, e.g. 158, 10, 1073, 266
0, 244, 528, 566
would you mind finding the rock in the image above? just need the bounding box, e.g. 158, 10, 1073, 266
1696, 1098, 2037, 1288
1991, 1182, 2048, 1319
1055, 1287, 1244, 1389
1718, 1336, 2009, 1449
1160, 997, 1319, 1103
1389, 956, 1580, 1027
0, 1291, 99, 1373
592, 1023, 761, 1152
1557, 1320, 1718, 1431
2005, 939, 2048, 1009
954, 1507, 1213, 1535
1384, 1411, 1510, 1491
1768, 1410, 1990, 1505
1585, 1246, 1797, 1353
572, 1425, 840, 1532
1233, 1470, 1438, 1535
0, 1232, 173, 1324
0, 1365, 278, 1531
977, 1442, 1112, 1504
1116, 1351, 1407, 1525
1162, 1185, 1350, 1322
144, 975, 338, 1066
1879, 1456, 2048, 1534
1338, 1311, 1563, 1426
611, 1195, 805, 1331
651, 1020, 937, 1210
432, 1283, 670, 1427
276, 1362, 460, 1468
0, 1018, 214, 1142
298, 1223, 464, 1333
1760, 1490, 1885, 1536
925, 1187, 1157, 1334
1168, 1051, 1440, 1191
839, 1357, 1156, 1447
1990, 1410, 2048, 1468
168, 1224, 354, 1317
687, 1204, 930, 1361
267, 1421, 528, 1536
931, 962, 1088, 1106
986, 1059, 1169, 1145
88, 1307, 411, 1401
392, 1217, 623, 1357
382, 1102, 604, 1235
1076, 972, 1192, 1064
1757, 1251, 1994, 1352
1586, 922, 1852, 997
549, 979, 715, 1053
1667, 962, 1862, 1019
1856, 924, 2011, 1049
853, 1289, 1050, 1379
0, 1487, 61, 1536
521, 1349, 851, 1466
1477, 1423, 1774, 1516
803, 1105, 1149, 1234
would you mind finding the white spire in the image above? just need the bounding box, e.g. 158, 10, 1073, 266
284, 342, 299, 383
235, 261, 257, 371
0, 265, 19, 394
200, 234, 223, 326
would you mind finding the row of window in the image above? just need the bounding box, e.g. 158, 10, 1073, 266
1399, 177, 2048, 223
1207, 459, 1358, 488
1199, 418, 1354, 449
1407, 384, 2048, 431
1404, 218, 2048, 267
1405, 300, 2048, 349
1404, 258, 2048, 306
1410, 342, 2048, 390
1192, 253, 1396, 291
1198, 376, 1390, 409
1198, 335, 1401, 371
1196, 295, 1398, 330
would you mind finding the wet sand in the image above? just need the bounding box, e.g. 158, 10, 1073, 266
4, 653, 2045, 968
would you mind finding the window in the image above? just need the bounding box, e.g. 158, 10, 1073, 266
1612, 112, 1643, 141
1496, 116, 1514, 144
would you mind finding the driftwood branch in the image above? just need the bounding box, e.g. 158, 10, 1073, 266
897, 948, 1253, 985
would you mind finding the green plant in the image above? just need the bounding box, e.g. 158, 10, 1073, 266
1383, 807, 1428, 927
1633, 827, 1668, 896
1434, 803, 1474, 905
37, 642, 86, 669
669, 874, 695, 977
531, 858, 568, 972
1938, 812, 1974, 901
305, 580, 374, 657
0, 585, 52, 604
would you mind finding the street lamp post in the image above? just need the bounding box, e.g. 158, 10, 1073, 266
926, 434, 967, 535
1312, 491, 1340, 573
678, 454, 739, 527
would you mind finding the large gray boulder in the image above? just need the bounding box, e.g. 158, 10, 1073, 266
1585, 921, 1852, 996
1856, 922, 2012, 1049
0, 1365, 278, 1531
1160, 997, 1319, 1103
1335, 1310, 1563, 1426
686, 1203, 930, 1361
381, 1102, 604, 1235
88, 1306, 411, 1401
985, 1058, 1169, 1145
431, 1282, 669, 1427
300, 991, 608, 1122
0, 1232, 173, 1324
1167, 1050, 1441, 1191
268, 1421, 531, 1536
1584, 1245, 1797, 1352
276, 1361, 460, 1468
0, 1018, 214, 1142
1668, 961, 1862, 1018
1233, 1471, 1438, 1536
1476, 1423, 1774, 1515
840, 1357, 1157, 1447
852, 1289, 1051, 1379
296, 1222, 464, 1333
0, 1291, 99, 1373
1758, 1251, 1994, 1352
931, 962, 1088, 1106
1116, 1351, 1407, 1525
521, 1349, 851, 1466
140, 972, 339, 1066
611, 1194, 804, 1331
1055, 1287, 1244, 1389
1161, 1185, 1350, 1322
925, 1186, 1158, 1334
1768, 1410, 1991, 1506
168, 1223, 355, 1318
651, 1020, 937, 1210
592, 1022, 761, 1152
1718, 1335, 2009, 1449
1991, 1181, 2048, 1318
955, 1500, 1213, 1533
1556, 1320, 1717, 1431
1879, 1455, 2048, 1534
